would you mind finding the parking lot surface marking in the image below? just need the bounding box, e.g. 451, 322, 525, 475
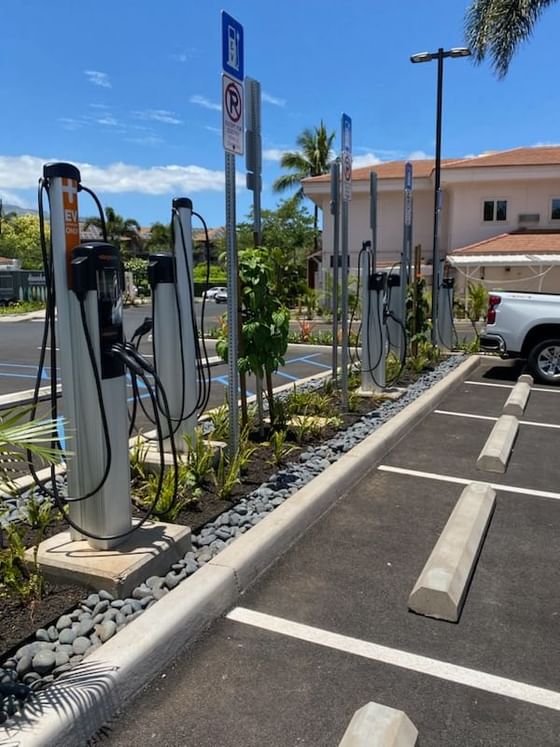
378, 464, 560, 501
434, 409, 560, 430
227, 607, 560, 712
465, 380, 560, 394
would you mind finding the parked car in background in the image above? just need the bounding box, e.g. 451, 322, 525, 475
203, 286, 227, 300
214, 289, 228, 304
480, 290, 560, 384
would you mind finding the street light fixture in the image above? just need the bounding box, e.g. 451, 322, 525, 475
410, 46, 471, 345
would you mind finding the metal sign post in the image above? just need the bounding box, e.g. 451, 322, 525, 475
370, 172, 378, 271
245, 76, 265, 430
330, 161, 340, 382
340, 113, 352, 410
245, 77, 262, 243
221, 10, 244, 456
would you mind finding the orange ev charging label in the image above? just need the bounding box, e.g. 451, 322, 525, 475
61, 178, 80, 288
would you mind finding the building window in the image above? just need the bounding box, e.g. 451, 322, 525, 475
483, 199, 507, 222
551, 198, 560, 220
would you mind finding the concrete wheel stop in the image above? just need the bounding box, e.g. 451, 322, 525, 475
476, 414, 519, 474
408, 482, 496, 622
502, 374, 533, 417
26, 521, 191, 598
338, 701, 418, 746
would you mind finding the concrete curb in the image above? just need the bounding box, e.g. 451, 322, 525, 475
2, 355, 480, 746
408, 482, 496, 622
476, 414, 519, 474
338, 702, 418, 746
0, 310, 46, 323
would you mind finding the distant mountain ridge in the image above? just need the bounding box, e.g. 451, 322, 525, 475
0, 203, 38, 216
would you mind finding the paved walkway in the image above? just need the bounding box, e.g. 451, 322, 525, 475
98, 358, 560, 746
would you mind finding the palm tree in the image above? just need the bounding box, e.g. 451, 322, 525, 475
273, 121, 335, 251
145, 221, 171, 252
465, 0, 557, 77
84, 207, 142, 259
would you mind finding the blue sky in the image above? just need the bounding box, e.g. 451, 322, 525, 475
1, 0, 559, 228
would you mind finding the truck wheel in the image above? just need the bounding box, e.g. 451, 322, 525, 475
528, 339, 560, 385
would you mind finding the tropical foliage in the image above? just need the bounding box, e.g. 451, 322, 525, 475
145, 221, 171, 253
0, 214, 46, 269
273, 121, 335, 250
237, 198, 315, 305
465, 0, 556, 77
84, 206, 142, 259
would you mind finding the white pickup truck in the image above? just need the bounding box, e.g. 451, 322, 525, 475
480, 290, 560, 384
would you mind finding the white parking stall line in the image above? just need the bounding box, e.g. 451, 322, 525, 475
227, 607, 560, 712
434, 409, 560, 430
377, 465, 560, 502
464, 380, 560, 394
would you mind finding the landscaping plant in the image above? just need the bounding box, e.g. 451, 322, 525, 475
216, 247, 290, 427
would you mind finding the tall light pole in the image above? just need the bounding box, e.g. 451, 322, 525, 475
410, 47, 470, 345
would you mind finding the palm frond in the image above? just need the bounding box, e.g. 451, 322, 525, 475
465, 0, 557, 77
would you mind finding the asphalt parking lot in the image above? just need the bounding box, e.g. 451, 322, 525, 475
100, 357, 560, 746
0, 306, 333, 406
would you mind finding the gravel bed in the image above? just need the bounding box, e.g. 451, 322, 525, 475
0, 355, 464, 720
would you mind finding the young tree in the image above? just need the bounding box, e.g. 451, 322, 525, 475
465, 0, 557, 77
273, 121, 335, 251
216, 248, 290, 427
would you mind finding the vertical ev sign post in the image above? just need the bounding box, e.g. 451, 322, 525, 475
401, 161, 413, 338
340, 113, 352, 410
222, 10, 244, 456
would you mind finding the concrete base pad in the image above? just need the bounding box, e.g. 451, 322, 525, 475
408, 482, 496, 622
139, 440, 225, 471
26, 520, 191, 597
355, 387, 404, 400
476, 414, 519, 473
338, 701, 418, 746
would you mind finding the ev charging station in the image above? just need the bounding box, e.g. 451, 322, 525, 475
436, 275, 455, 350
386, 269, 403, 358
360, 252, 387, 393
148, 198, 198, 452
358, 171, 387, 394
45, 162, 131, 550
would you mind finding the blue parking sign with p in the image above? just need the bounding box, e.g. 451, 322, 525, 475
222, 11, 244, 81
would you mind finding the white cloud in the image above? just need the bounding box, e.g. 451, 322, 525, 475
352, 152, 382, 168
263, 148, 287, 162
58, 117, 84, 131
0, 155, 246, 194
190, 95, 221, 112
407, 149, 432, 160
84, 70, 111, 88
0, 190, 30, 208
205, 126, 222, 135
94, 114, 120, 127
262, 91, 286, 107
133, 109, 183, 125
126, 135, 163, 146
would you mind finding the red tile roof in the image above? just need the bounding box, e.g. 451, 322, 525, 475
305, 159, 444, 183
451, 230, 560, 256
304, 146, 560, 184
446, 146, 560, 169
